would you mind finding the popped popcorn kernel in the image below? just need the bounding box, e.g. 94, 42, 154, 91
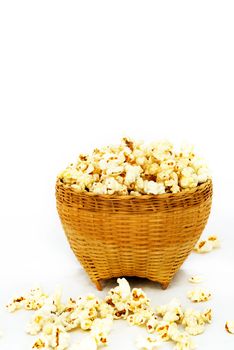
225, 320, 234, 334
188, 275, 204, 284
32, 338, 48, 349
193, 240, 213, 253
207, 235, 220, 248
174, 333, 196, 350
187, 288, 211, 303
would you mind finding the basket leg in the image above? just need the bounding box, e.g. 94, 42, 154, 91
161, 282, 169, 290
94, 280, 102, 291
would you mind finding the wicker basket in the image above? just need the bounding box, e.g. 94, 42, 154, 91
56, 179, 212, 290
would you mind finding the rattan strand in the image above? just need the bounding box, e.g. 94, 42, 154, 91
56, 179, 212, 290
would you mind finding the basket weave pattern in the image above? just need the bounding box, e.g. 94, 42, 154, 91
56, 179, 212, 290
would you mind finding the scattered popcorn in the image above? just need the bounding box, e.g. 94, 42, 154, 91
187, 288, 211, 303
194, 235, 220, 253
225, 320, 234, 334
58, 138, 210, 195
135, 334, 162, 349
7, 278, 213, 350
188, 275, 204, 284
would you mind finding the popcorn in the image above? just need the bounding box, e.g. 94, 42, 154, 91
128, 288, 150, 311
6, 288, 48, 312
157, 321, 172, 341
193, 240, 213, 253
143, 180, 165, 195
225, 320, 234, 334
135, 334, 162, 349
58, 138, 210, 195
187, 288, 211, 303
194, 235, 220, 253
7, 279, 213, 350
201, 308, 212, 324
90, 318, 113, 345
32, 337, 49, 349
156, 299, 183, 323
174, 333, 196, 350
146, 315, 159, 333
185, 324, 205, 336
182, 307, 212, 336
167, 323, 182, 342
48, 326, 70, 350
188, 275, 204, 284
207, 235, 220, 248
117, 277, 131, 300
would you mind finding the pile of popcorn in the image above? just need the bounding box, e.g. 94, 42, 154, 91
7, 278, 215, 350
58, 138, 210, 195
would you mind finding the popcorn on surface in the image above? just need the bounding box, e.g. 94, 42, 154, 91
225, 320, 234, 334
187, 288, 211, 303
6, 288, 48, 312
194, 235, 220, 253
188, 275, 204, 284
58, 138, 210, 195
7, 278, 213, 350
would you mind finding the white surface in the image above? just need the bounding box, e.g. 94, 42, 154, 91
0, 1, 234, 349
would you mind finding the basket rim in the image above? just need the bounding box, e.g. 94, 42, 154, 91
56, 178, 212, 201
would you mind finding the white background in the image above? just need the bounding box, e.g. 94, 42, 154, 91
0, 1, 234, 349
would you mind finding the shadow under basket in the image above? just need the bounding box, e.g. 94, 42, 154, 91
56, 179, 212, 290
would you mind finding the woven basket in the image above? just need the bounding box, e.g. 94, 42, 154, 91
56, 179, 212, 290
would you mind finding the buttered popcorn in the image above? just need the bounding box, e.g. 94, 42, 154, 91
58, 138, 210, 195
7, 278, 212, 350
